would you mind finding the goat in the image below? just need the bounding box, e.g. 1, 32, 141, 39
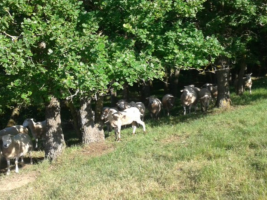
180, 85, 200, 115
147, 96, 162, 120
135, 102, 146, 121
105, 107, 146, 141
162, 94, 175, 116
116, 99, 128, 111
202, 83, 218, 102
101, 107, 118, 133
244, 73, 253, 94
1, 133, 33, 175
198, 88, 212, 112
123, 101, 146, 121
0, 125, 28, 137
23, 118, 46, 149
234, 73, 253, 94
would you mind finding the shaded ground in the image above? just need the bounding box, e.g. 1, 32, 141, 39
0, 171, 38, 191
0, 142, 114, 191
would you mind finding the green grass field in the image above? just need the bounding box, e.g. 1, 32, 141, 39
1, 77, 267, 200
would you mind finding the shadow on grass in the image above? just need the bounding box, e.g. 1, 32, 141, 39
230, 77, 267, 105
146, 109, 211, 128
146, 77, 267, 128
62, 77, 267, 145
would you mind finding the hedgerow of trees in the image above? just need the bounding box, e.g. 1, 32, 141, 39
1, 0, 266, 160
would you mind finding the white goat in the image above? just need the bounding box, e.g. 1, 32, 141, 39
243, 73, 253, 94
106, 107, 146, 141
1, 133, 33, 175
23, 118, 47, 149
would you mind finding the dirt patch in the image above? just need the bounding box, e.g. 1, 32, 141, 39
81, 142, 115, 157
161, 134, 190, 144
0, 171, 38, 191
0, 142, 115, 191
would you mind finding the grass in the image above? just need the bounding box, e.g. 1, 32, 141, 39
1, 77, 267, 199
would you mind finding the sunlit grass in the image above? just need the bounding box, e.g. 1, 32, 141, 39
1, 77, 267, 199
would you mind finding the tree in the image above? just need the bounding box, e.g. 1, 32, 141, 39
198, 0, 267, 95
214, 56, 231, 108
79, 97, 104, 144
45, 96, 65, 161
0, 0, 164, 160
97, 0, 225, 95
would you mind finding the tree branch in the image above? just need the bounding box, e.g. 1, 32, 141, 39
66, 89, 80, 101
2, 31, 22, 42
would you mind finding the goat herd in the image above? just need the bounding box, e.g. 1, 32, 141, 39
101, 73, 252, 141
0, 74, 252, 175
101, 83, 218, 142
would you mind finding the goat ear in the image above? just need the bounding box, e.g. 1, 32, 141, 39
112, 113, 119, 119
180, 90, 184, 92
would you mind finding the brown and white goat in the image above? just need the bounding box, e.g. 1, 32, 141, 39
101, 107, 118, 133
202, 83, 218, 102
180, 85, 200, 115
23, 118, 46, 149
234, 73, 253, 94
1, 133, 33, 175
198, 88, 212, 112
104, 107, 146, 141
162, 94, 175, 116
147, 96, 162, 120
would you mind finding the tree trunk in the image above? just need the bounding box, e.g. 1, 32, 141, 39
64, 100, 82, 142
45, 96, 65, 161
140, 81, 151, 102
123, 83, 129, 101
110, 87, 117, 107
235, 56, 247, 95
215, 68, 231, 108
164, 70, 170, 93
94, 94, 104, 123
79, 97, 105, 145
6, 104, 22, 127
171, 68, 180, 97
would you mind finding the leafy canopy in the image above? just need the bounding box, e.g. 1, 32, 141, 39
0, 0, 225, 112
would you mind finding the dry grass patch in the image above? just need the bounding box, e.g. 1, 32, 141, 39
81, 142, 115, 157
0, 171, 39, 191
160, 133, 190, 145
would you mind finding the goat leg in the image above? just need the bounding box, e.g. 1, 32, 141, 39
132, 122, 137, 135
15, 157, 19, 173
6, 159, 10, 175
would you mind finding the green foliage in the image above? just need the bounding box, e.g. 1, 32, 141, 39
0, 0, 226, 112
99, 0, 224, 69
0, 0, 164, 110
198, 0, 267, 66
